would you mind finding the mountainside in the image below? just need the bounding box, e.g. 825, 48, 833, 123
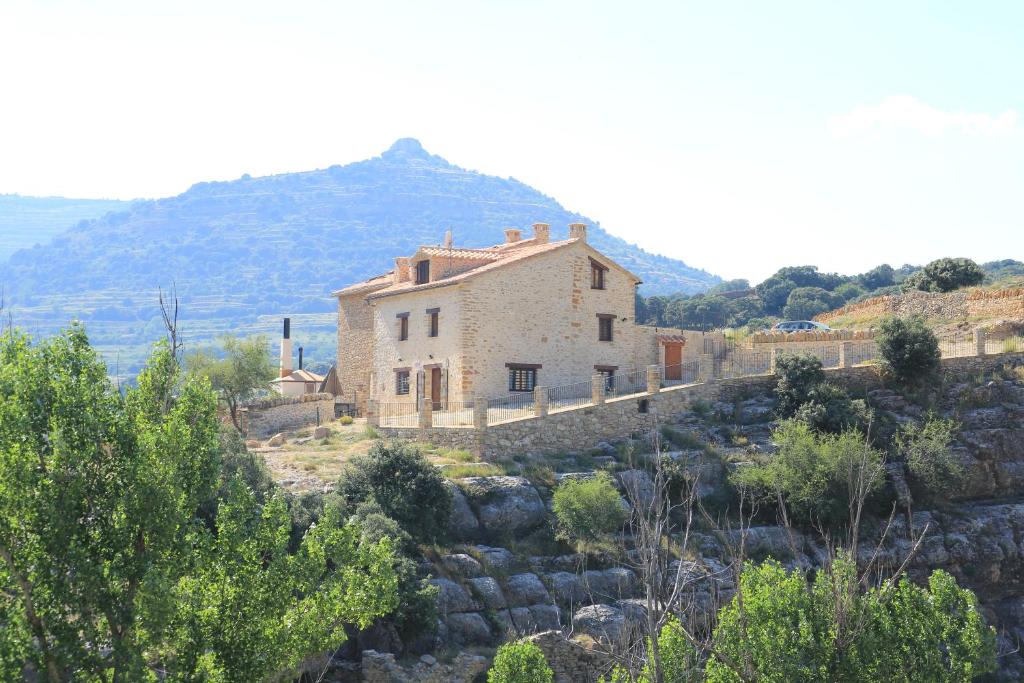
0, 139, 718, 373
0, 194, 132, 260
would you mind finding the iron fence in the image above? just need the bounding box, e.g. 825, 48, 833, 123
378, 402, 418, 428
719, 350, 772, 379
662, 360, 700, 385
548, 380, 593, 412
938, 332, 977, 359
431, 401, 476, 428
607, 368, 647, 397
487, 393, 535, 425
986, 335, 1024, 355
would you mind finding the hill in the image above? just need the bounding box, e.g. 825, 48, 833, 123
0, 194, 132, 260
0, 139, 718, 373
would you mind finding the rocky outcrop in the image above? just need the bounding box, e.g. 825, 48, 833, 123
458, 476, 546, 535
360, 650, 488, 683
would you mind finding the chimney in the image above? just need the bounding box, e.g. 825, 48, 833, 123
532, 222, 550, 244
568, 223, 588, 242
298, 347, 303, 370
444, 230, 453, 249
280, 318, 292, 378
504, 228, 522, 244
394, 257, 411, 283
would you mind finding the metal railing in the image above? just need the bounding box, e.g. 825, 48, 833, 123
431, 401, 476, 428
487, 393, 535, 424
662, 360, 700, 386
548, 380, 592, 412
606, 368, 646, 397
719, 350, 772, 379
938, 333, 977, 359
378, 402, 418, 428
989, 335, 1024, 354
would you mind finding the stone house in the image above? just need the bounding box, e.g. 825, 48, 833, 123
333, 223, 705, 410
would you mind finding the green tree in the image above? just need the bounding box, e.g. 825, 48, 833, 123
552, 473, 628, 546
731, 420, 885, 526
833, 281, 867, 303
858, 263, 896, 290
709, 279, 751, 295
875, 316, 941, 387
897, 416, 965, 499
488, 640, 554, 683
705, 558, 996, 682
186, 334, 276, 431
782, 286, 839, 320
906, 258, 986, 293
668, 295, 730, 331
336, 442, 453, 544
774, 353, 826, 416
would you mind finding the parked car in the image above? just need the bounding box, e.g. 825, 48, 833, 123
772, 320, 832, 332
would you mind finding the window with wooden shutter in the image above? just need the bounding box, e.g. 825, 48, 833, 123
415, 260, 430, 284
597, 314, 614, 342
397, 312, 409, 341
590, 258, 608, 290
506, 363, 541, 392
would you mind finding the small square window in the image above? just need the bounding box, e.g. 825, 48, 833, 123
508, 366, 537, 392
395, 370, 410, 395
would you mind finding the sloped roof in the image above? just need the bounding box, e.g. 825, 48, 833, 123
333, 235, 642, 300
271, 369, 325, 383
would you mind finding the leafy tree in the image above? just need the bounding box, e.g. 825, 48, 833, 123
724, 296, 764, 328
858, 263, 896, 290
833, 281, 867, 303
897, 416, 965, 499
876, 316, 941, 387
552, 473, 628, 546
907, 257, 986, 293
782, 286, 838, 320
705, 558, 996, 682
793, 382, 871, 434
709, 279, 751, 295
488, 640, 554, 683
186, 334, 276, 431
755, 277, 798, 315
336, 442, 453, 544
668, 295, 730, 331
732, 420, 885, 526
774, 353, 826, 416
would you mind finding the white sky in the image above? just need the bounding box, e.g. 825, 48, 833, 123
1, 0, 1022, 282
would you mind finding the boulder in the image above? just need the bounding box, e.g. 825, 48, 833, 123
313, 425, 330, 439
440, 553, 483, 579
471, 545, 515, 573
445, 612, 493, 646
467, 576, 507, 609
545, 571, 588, 606
429, 578, 479, 614
492, 604, 562, 637
573, 604, 626, 642
266, 433, 286, 447
504, 572, 551, 607
583, 568, 637, 602
458, 476, 546, 534
445, 481, 481, 540
616, 470, 655, 507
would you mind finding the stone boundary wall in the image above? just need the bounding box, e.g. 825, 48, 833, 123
242, 393, 335, 438
748, 329, 874, 345
818, 288, 1024, 326
378, 353, 1024, 459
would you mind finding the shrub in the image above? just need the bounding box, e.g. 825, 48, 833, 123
876, 316, 941, 387
336, 442, 452, 544
339, 414, 354, 425
793, 382, 872, 433
732, 420, 885, 526
782, 286, 839, 320
897, 416, 965, 499
552, 472, 628, 545
907, 257, 986, 293
488, 640, 554, 683
774, 353, 826, 416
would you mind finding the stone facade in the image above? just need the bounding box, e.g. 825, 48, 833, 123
242, 393, 335, 438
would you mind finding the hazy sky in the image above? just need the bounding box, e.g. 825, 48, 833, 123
2, 1, 1022, 282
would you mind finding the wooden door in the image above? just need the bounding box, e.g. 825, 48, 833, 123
431, 367, 442, 410
664, 343, 683, 380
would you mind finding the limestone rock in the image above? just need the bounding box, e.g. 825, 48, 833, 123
573, 604, 626, 642
467, 576, 507, 609
458, 476, 546, 534
504, 572, 551, 607
445, 481, 481, 541
312, 425, 330, 439
545, 571, 588, 606
440, 553, 483, 578
266, 432, 286, 447
471, 545, 515, 573
445, 612, 493, 646
429, 578, 479, 614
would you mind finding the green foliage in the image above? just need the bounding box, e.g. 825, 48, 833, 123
668, 295, 731, 331
336, 441, 453, 544
732, 421, 885, 526
834, 281, 867, 303
339, 414, 355, 425
793, 382, 871, 434
858, 263, 896, 290
552, 473, 628, 545
705, 558, 996, 682
603, 616, 701, 683
906, 257, 986, 293
782, 286, 839, 320
897, 416, 965, 498
876, 316, 941, 387
774, 353, 826, 416
0, 326, 399, 681
186, 334, 276, 430
488, 640, 554, 683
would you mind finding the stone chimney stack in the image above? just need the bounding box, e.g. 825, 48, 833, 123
532, 223, 550, 244
444, 230, 453, 249
280, 318, 292, 378
504, 228, 522, 244
568, 223, 588, 242
394, 257, 411, 283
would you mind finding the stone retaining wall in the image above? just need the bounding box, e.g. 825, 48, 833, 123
378, 353, 1024, 459
242, 393, 336, 438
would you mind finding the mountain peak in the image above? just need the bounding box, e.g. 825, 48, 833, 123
384, 137, 430, 159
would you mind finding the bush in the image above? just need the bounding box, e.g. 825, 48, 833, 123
336, 442, 452, 544
897, 416, 965, 499
907, 257, 986, 293
732, 420, 885, 526
782, 286, 838, 320
552, 472, 628, 545
774, 353, 826, 416
488, 640, 554, 683
339, 414, 354, 425
793, 382, 871, 434
876, 316, 941, 387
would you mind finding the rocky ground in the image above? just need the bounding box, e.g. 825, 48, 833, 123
289, 363, 1024, 682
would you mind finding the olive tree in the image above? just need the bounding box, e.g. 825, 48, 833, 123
186, 334, 276, 431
